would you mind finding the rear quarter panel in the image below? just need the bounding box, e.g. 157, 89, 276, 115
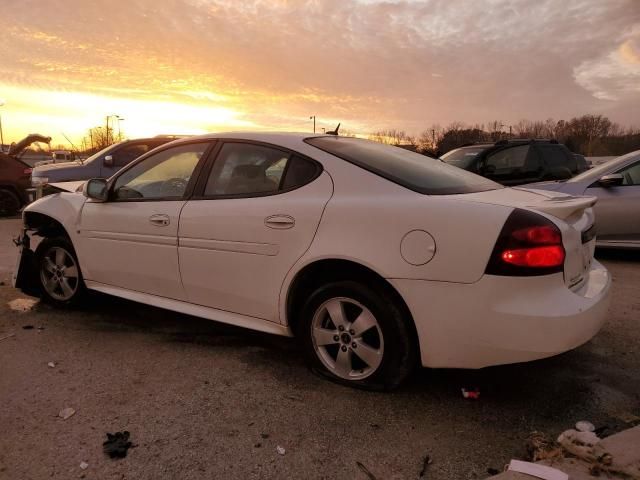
283, 152, 513, 285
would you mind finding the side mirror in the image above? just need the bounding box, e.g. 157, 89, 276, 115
83, 178, 109, 202
104, 155, 114, 167
598, 173, 624, 188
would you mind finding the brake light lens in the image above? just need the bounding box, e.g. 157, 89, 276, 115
486, 209, 565, 276
23, 168, 32, 175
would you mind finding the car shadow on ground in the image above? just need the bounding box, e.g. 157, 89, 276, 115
25, 289, 627, 431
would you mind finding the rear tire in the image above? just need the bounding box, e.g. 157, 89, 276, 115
36, 236, 86, 307
0, 188, 21, 217
298, 280, 417, 391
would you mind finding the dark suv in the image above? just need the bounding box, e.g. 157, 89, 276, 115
30, 136, 183, 186
440, 139, 587, 186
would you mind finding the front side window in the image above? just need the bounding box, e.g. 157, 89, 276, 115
112, 143, 151, 167
618, 161, 640, 186
440, 146, 487, 169
485, 146, 530, 172
204, 143, 320, 196
306, 136, 500, 195
112, 143, 208, 200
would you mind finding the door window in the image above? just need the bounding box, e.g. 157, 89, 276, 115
484, 145, 536, 175
112, 143, 208, 200
618, 161, 640, 185
204, 143, 320, 196
538, 145, 576, 172
112, 143, 152, 167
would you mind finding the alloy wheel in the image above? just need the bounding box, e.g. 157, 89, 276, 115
311, 297, 384, 380
40, 246, 79, 301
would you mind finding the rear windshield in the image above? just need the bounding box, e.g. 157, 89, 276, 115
305, 137, 502, 195
440, 146, 487, 169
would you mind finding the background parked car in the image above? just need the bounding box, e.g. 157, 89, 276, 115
440, 139, 587, 186
527, 149, 640, 249
30, 136, 183, 186
0, 134, 51, 216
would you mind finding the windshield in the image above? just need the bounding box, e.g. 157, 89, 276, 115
567, 150, 640, 183
440, 146, 487, 169
82, 142, 126, 164
305, 137, 501, 195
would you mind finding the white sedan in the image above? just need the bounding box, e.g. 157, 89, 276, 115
14, 133, 611, 390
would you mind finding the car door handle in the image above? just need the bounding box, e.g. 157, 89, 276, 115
265, 215, 295, 229
149, 214, 170, 227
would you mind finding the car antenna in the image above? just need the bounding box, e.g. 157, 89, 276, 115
326, 123, 340, 136
62, 132, 83, 164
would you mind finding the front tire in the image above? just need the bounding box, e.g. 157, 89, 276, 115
36, 237, 85, 307
299, 280, 417, 391
0, 188, 21, 217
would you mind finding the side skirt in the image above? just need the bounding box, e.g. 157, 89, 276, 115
84, 280, 294, 337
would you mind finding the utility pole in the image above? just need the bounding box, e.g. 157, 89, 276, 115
0, 99, 5, 152
310, 115, 316, 133
105, 116, 110, 145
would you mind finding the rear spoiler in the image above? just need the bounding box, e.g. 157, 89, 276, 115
526, 195, 597, 220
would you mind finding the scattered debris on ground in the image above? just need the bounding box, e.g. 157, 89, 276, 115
58, 407, 76, 420
8, 298, 38, 312
356, 461, 377, 479
418, 454, 432, 477
525, 431, 563, 462
575, 421, 595, 433
47, 362, 55, 368
79, 462, 89, 470
461, 387, 480, 399
22, 325, 34, 330
507, 459, 568, 480
103, 431, 133, 459
0, 333, 15, 341
276, 445, 286, 455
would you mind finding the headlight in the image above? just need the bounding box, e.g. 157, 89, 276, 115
31, 177, 49, 186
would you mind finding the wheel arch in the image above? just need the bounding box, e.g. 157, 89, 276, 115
284, 258, 420, 351
24, 211, 72, 240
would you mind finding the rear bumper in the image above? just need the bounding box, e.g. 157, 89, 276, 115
390, 259, 611, 369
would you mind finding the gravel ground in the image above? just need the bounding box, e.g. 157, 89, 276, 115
0, 217, 638, 480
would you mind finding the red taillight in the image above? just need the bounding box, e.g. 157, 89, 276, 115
512, 225, 561, 245
501, 245, 565, 268
486, 209, 565, 276
23, 168, 33, 175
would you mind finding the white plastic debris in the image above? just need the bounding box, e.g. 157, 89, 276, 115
575, 420, 595, 432
47, 362, 55, 368
79, 462, 89, 470
276, 445, 286, 455
58, 407, 76, 420
507, 459, 568, 480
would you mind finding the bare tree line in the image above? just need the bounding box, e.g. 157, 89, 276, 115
370, 115, 640, 157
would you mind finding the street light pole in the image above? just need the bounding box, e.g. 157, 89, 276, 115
117, 116, 125, 141
310, 115, 316, 133
0, 100, 5, 152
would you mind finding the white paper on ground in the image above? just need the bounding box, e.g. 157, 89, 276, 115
507, 460, 568, 480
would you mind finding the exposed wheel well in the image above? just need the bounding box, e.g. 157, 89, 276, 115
286, 259, 419, 346
24, 212, 70, 240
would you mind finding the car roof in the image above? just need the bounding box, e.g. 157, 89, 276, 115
167, 132, 323, 150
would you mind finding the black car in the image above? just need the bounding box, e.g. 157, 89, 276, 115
440, 139, 588, 186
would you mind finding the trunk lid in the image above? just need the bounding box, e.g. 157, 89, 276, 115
460, 187, 596, 290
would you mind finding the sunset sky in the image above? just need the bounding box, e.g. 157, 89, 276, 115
1, 0, 639, 148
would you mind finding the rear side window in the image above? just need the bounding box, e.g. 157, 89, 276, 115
306, 136, 501, 195
282, 155, 320, 189
538, 145, 576, 172
204, 143, 321, 197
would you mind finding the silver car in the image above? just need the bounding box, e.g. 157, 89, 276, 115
528, 150, 640, 249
